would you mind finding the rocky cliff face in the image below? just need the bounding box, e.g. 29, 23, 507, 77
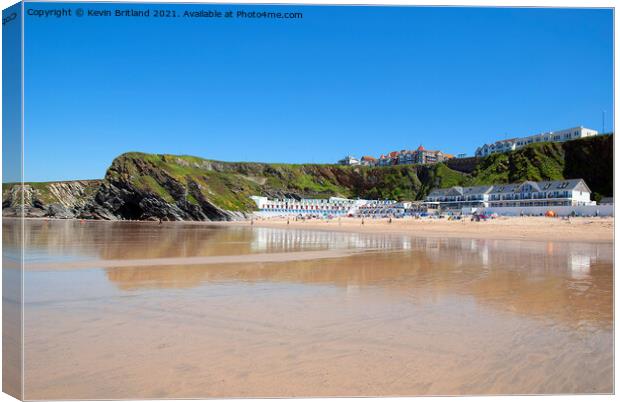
78, 155, 248, 221
3, 134, 613, 221
2, 180, 101, 218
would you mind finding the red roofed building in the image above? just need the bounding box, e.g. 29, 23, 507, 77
377, 145, 453, 166
360, 156, 377, 166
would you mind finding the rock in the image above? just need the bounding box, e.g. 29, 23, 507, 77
45, 203, 75, 219
2, 181, 100, 219
70, 154, 258, 222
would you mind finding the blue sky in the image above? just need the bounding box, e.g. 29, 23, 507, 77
3, 3, 22, 183
22, 3, 613, 182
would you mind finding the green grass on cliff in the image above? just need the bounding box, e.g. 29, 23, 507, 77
464, 142, 565, 185
133, 176, 175, 203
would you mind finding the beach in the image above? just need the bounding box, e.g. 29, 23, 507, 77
6, 219, 613, 398
225, 216, 614, 243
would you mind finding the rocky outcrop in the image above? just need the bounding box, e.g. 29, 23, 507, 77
77, 155, 249, 221
2, 180, 101, 218
445, 156, 481, 174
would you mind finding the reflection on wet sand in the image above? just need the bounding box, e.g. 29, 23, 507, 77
103, 239, 612, 327
5, 220, 613, 398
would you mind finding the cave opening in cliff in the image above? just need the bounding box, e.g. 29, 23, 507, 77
116, 201, 144, 220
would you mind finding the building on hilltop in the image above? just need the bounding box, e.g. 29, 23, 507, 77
360, 156, 377, 166
378, 145, 453, 166
475, 126, 598, 157
338, 145, 453, 167
338, 155, 360, 166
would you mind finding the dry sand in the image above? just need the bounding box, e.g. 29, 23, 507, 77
224, 216, 613, 243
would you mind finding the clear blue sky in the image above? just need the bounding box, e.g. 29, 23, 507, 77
22, 3, 613, 182
3, 3, 22, 183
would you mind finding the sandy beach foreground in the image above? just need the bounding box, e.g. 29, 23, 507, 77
225, 216, 614, 243
10, 219, 613, 398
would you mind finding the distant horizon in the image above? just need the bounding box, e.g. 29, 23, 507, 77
11, 3, 614, 182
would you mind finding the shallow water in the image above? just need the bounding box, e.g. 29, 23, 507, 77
3, 219, 613, 398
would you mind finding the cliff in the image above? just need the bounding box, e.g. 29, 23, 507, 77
2, 180, 101, 218
2, 134, 613, 221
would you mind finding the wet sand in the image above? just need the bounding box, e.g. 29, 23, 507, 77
4, 220, 613, 398
226, 216, 614, 243
23, 249, 374, 270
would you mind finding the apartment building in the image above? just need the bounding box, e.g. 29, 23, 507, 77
338, 155, 361, 166
378, 145, 453, 166
360, 156, 377, 166
425, 179, 595, 211
475, 126, 598, 157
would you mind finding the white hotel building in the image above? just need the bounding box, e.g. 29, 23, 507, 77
425, 179, 602, 215
475, 126, 598, 157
